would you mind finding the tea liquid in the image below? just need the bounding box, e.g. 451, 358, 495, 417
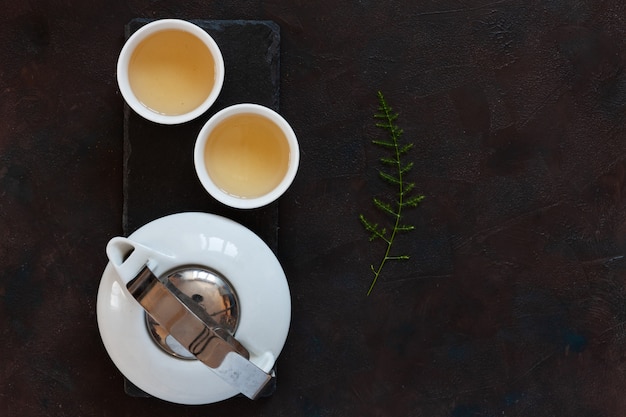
129, 29, 215, 115
204, 113, 290, 199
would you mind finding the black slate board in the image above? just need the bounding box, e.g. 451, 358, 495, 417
121, 18, 281, 398
122, 18, 281, 252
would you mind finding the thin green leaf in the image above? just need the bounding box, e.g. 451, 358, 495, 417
380, 156, 398, 165
373, 198, 397, 217
402, 182, 416, 194
400, 162, 414, 174
379, 171, 401, 185
397, 224, 415, 232
404, 195, 425, 207
399, 143, 413, 154
359, 214, 373, 228
387, 255, 410, 261
372, 139, 395, 148
375, 123, 395, 132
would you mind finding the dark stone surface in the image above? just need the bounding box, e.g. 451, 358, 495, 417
1, 1, 626, 416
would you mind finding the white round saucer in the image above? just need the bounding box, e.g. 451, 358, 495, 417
96, 212, 291, 405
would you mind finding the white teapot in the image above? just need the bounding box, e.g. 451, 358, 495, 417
96, 212, 291, 404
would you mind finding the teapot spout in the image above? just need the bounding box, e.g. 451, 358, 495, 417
106, 236, 161, 284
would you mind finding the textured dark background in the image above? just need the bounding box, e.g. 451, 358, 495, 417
2, 1, 626, 416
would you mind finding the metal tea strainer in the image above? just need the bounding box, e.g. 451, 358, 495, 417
126, 265, 274, 400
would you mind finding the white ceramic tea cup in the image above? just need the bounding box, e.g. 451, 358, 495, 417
117, 19, 225, 124
194, 104, 300, 209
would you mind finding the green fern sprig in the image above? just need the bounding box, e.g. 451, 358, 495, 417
359, 91, 424, 295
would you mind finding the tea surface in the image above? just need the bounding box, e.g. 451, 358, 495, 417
204, 113, 290, 198
129, 29, 215, 115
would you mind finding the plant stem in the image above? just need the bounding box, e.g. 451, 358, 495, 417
367, 95, 406, 296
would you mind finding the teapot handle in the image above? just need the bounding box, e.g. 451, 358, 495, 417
106, 237, 159, 284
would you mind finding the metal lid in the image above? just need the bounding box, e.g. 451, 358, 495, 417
145, 267, 240, 360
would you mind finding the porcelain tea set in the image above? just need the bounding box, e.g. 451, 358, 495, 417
96, 19, 298, 404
